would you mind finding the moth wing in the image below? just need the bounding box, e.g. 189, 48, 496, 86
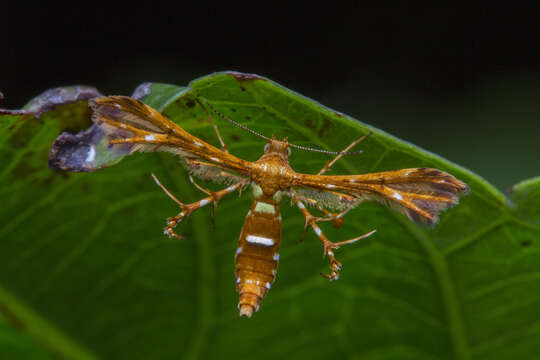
90, 96, 251, 178
294, 168, 469, 225
294, 187, 358, 212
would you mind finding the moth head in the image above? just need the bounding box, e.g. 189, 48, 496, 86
264, 136, 291, 158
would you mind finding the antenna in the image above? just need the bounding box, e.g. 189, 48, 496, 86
287, 142, 363, 155
295, 131, 372, 156
197, 98, 271, 142
198, 97, 368, 156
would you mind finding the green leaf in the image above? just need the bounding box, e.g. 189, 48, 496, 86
0, 320, 55, 360
0, 285, 95, 360
1, 72, 539, 360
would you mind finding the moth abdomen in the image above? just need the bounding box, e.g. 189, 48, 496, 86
235, 197, 281, 317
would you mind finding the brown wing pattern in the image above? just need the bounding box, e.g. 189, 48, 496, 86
90, 96, 251, 176
294, 168, 469, 225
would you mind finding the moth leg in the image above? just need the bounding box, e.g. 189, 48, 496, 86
317, 132, 372, 175
152, 173, 245, 239
291, 192, 376, 281
187, 175, 224, 227
315, 206, 351, 228
291, 196, 346, 243
195, 98, 229, 153
292, 193, 353, 232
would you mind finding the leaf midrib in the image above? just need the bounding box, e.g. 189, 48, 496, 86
396, 214, 471, 360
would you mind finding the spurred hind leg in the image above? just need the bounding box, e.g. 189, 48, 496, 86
291, 190, 376, 281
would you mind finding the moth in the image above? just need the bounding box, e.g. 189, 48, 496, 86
90, 96, 469, 317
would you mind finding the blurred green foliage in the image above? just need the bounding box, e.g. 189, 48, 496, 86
319, 72, 540, 191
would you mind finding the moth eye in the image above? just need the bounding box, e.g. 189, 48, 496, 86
286, 147, 292, 157
264, 143, 270, 152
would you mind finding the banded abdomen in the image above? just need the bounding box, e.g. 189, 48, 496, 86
235, 193, 281, 317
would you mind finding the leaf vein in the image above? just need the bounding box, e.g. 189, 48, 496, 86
392, 212, 471, 360
443, 217, 508, 255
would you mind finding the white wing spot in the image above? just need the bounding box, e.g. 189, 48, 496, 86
265, 282, 271, 289
226, 185, 237, 192
85, 146, 96, 163
393, 192, 403, 201
314, 227, 322, 236
273, 253, 280, 261
246, 235, 275, 246
263, 164, 268, 171
199, 199, 210, 206
145, 134, 155, 141
297, 202, 305, 209
326, 184, 336, 189
236, 247, 242, 255
349, 179, 356, 183
210, 157, 221, 163
194, 141, 203, 147
236, 277, 241, 283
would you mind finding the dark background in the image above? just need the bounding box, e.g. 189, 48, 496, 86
2, 3, 539, 190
